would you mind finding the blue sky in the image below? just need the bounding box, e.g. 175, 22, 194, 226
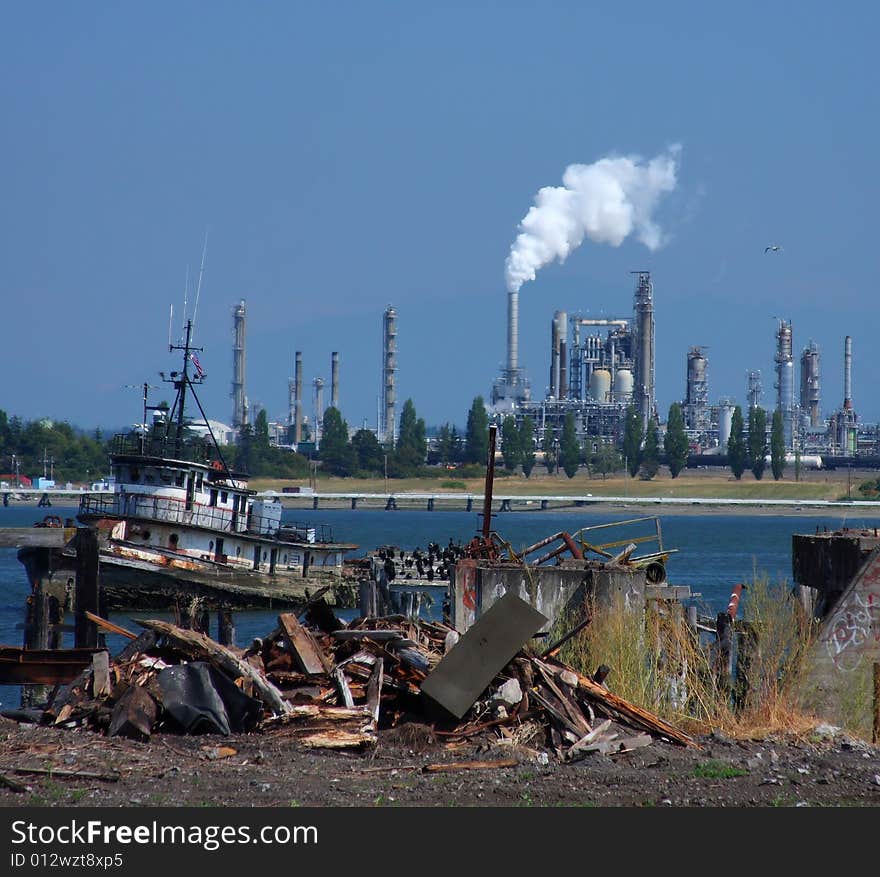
2, 2, 877, 433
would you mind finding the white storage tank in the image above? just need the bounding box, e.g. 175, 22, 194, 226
719, 404, 735, 450
589, 369, 612, 403
614, 368, 634, 403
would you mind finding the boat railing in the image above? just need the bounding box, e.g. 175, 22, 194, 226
79, 492, 283, 538
110, 432, 214, 463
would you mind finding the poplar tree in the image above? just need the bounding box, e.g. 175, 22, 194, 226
622, 406, 643, 478
640, 419, 660, 480
501, 415, 521, 472
559, 412, 581, 478
748, 406, 768, 481
663, 402, 689, 478
464, 397, 489, 464
519, 416, 536, 478
770, 409, 787, 481
727, 406, 747, 480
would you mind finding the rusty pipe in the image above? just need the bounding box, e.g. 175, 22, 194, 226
727, 583, 744, 620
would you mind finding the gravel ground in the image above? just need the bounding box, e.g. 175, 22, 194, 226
2, 717, 879, 809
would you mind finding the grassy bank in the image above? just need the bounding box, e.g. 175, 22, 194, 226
251, 466, 877, 503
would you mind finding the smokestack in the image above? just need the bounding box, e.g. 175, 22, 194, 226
294, 351, 303, 443
231, 300, 247, 429
559, 339, 568, 399
507, 291, 518, 373
549, 316, 559, 398
844, 335, 852, 410
382, 307, 397, 443
331, 351, 339, 410
314, 377, 325, 444
632, 272, 655, 428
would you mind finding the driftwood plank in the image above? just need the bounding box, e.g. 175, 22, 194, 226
333, 668, 355, 709
138, 619, 291, 716
533, 661, 591, 735
91, 651, 111, 698
423, 759, 519, 773
10, 767, 120, 782
260, 705, 376, 750
278, 612, 330, 675
365, 658, 384, 723
85, 611, 137, 640
542, 658, 698, 748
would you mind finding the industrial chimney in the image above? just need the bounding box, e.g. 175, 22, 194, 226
843, 335, 853, 411
632, 272, 655, 428
314, 377, 325, 444
294, 351, 303, 444
331, 351, 340, 411
382, 307, 397, 444
231, 300, 247, 429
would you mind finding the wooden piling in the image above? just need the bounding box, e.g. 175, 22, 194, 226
74, 529, 100, 649
218, 610, 236, 647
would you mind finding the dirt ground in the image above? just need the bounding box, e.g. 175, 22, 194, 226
2, 716, 879, 809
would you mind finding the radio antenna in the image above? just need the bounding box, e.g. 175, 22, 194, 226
168, 304, 174, 350
191, 229, 208, 341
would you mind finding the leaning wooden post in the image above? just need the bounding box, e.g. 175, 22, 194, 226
873, 662, 880, 746
74, 528, 100, 649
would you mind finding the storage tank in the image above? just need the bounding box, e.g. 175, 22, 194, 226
589, 369, 612, 403
614, 368, 634, 403
718, 404, 735, 450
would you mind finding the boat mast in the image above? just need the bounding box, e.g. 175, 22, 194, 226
168, 319, 198, 455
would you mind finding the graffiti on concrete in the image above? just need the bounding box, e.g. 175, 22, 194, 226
825, 555, 880, 671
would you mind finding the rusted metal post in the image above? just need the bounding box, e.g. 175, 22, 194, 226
481, 425, 497, 539
74, 528, 100, 649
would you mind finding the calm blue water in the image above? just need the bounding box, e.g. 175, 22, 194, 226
4, 502, 880, 709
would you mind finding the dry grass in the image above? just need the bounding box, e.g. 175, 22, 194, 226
555, 578, 825, 739
252, 467, 871, 502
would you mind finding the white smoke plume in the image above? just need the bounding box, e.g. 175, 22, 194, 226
504, 146, 681, 293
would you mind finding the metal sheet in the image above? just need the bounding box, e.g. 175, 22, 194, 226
420, 592, 547, 719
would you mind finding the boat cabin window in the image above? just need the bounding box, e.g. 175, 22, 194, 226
196, 474, 203, 490
130, 467, 140, 482
169, 533, 180, 550
144, 472, 156, 484
235, 547, 241, 557
209, 541, 214, 551
159, 471, 174, 484
174, 472, 185, 487
221, 490, 229, 504
209, 489, 218, 507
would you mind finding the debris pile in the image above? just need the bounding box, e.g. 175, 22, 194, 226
19, 595, 696, 761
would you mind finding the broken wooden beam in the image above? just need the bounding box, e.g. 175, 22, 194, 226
278, 612, 331, 675
422, 759, 519, 773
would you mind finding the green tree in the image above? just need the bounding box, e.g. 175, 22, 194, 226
319, 407, 355, 476
770, 409, 786, 481
351, 428, 384, 474
748, 406, 768, 481
519, 416, 536, 478
464, 397, 489, 464
622, 406, 644, 478
542, 427, 558, 475
501, 415, 521, 472
663, 403, 689, 478
559, 412, 580, 478
727, 406, 747, 480
590, 443, 622, 480
436, 424, 454, 465
640, 420, 660, 480
393, 399, 426, 475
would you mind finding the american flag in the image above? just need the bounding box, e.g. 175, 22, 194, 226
190, 352, 205, 378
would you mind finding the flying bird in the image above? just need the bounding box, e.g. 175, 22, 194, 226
764, 245, 782, 253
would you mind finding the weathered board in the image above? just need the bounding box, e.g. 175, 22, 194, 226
420, 592, 547, 719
